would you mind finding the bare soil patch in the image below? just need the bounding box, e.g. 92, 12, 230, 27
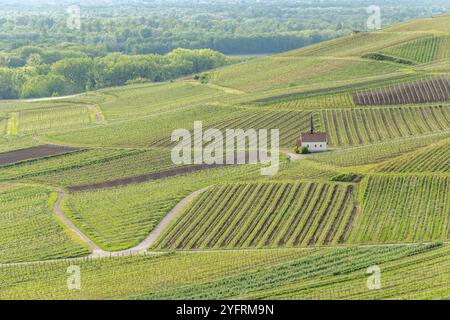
68, 163, 226, 192
0, 145, 80, 166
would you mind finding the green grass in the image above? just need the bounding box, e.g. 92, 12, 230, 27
95, 82, 234, 122
63, 165, 262, 251
349, 175, 449, 244
154, 181, 358, 250
0, 148, 177, 187
0, 244, 445, 300
209, 57, 402, 93
16, 105, 95, 134
0, 184, 89, 263
310, 132, 450, 167
375, 138, 450, 173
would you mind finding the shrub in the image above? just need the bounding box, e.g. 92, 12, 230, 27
300, 146, 310, 154
331, 173, 358, 182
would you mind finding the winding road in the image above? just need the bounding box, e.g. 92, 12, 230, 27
53, 187, 211, 259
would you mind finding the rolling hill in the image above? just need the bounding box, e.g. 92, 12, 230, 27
0, 14, 449, 300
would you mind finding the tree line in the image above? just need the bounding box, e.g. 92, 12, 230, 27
0, 48, 229, 99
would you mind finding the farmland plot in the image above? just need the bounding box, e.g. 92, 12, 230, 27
154, 182, 358, 250
98, 82, 234, 122
379, 36, 449, 64
311, 132, 450, 167
0, 185, 89, 263
14, 106, 95, 134
349, 175, 449, 244
149, 109, 318, 148
240, 244, 450, 300
64, 165, 262, 251
320, 106, 450, 146
375, 140, 450, 173
286, 31, 422, 58
141, 244, 442, 300
266, 93, 355, 110
209, 56, 400, 93
1, 244, 442, 300
0, 148, 178, 187
353, 77, 450, 105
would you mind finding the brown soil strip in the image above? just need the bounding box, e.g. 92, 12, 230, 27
0, 145, 80, 166
68, 164, 226, 192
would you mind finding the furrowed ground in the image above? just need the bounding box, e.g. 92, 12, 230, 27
0, 244, 447, 299
153, 182, 358, 250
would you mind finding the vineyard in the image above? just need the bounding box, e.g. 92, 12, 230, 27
1, 244, 444, 299
349, 175, 449, 244
375, 139, 450, 173
0, 13, 449, 300
149, 109, 317, 148
310, 133, 450, 167
287, 31, 421, 58
208, 56, 401, 93
0, 185, 89, 263
320, 106, 449, 146
9, 105, 97, 135
379, 36, 450, 64
0, 148, 178, 187
63, 165, 262, 251
353, 77, 450, 105
154, 182, 358, 250
97, 82, 234, 122
265, 93, 355, 110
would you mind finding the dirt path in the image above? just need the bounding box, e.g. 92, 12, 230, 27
283, 150, 307, 161
129, 187, 211, 252
54, 191, 106, 256
51, 187, 210, 260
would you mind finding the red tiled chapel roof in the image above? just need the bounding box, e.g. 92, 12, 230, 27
300, 132, 328, 143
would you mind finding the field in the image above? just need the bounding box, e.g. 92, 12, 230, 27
0, 184, 89, 263
310, 133, 450, 167
0, 148, 178, 187
349, 175, 449, 244
353, 77, 450, 105
320, 106, 450, 146
154, 182, 358, 249
1, 13, 449, 300
62, 165, 262, 251
380, 36, 450, 64
1, 244, 446, 299
375, 139, 450, 173
209, 57, 402, 93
